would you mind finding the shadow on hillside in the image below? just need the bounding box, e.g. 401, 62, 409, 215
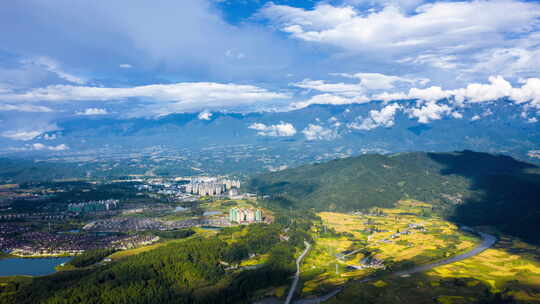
426, 150, 540, 245
332, 270, 526, 304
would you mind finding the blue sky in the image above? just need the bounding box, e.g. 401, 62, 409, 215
0, 0, 540, 143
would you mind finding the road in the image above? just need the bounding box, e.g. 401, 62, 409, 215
293, 229, 497, 304
285, 241, 312, 304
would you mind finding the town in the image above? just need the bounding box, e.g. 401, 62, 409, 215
0, 175, 267, 258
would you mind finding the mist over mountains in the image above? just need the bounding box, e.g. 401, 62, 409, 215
1, 101, 538, 167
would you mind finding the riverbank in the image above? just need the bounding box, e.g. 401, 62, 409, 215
8, 252, 76, 259
0, 252, 14, 260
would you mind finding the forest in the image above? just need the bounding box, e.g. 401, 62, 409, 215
0, 223, 310, 304
248, 151, 540, 244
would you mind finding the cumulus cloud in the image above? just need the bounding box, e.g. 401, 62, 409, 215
75, 108, 109, 115
261, 1, 540, 54
198, 111, 213, 120
375, 76, 540, 111
406, 101, 454, 123
290, 72, 425, 109
302, 124, 339, 140
260, 0, 540, 84
348, 103, 401, 130
248, 122, 297, 137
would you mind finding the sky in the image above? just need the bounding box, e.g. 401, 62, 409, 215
1, 0, 540, 143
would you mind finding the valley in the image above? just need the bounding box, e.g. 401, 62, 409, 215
0, 151, 539, 303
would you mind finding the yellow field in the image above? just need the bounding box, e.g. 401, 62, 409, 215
428, 237, 540, 301
301, 203, 481, 296
240, 253, 269, 266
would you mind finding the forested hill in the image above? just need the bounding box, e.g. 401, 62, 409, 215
248, 150, 540, 244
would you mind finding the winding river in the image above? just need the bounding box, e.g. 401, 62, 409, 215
292, 229, 497, 304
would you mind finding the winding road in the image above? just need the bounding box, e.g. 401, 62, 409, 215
292, 229, 497, 304
285, 241, 312, 304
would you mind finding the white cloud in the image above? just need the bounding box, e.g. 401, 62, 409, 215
75, 108, 109, 115
528, 117, 538, 123
348, 103, 401, 130
290, 72, 428, 109
0, 82, 289, 113
249, 122, 297, 137
406, 101, 453, 123
291, 93, 370, 109
292, 73, 425, 96
398, 54, 459, 70
119, 64, 132, 68
293, 79, 366, 97
2, 130, 44, 141
31, 143, 69, 151
471, 114, 481, 121
23, 57, 85, 84
1, 125, 59, 141
198, 111, 213, 120
374, 76, 540, 112
302, 124, 339, 140
261, 1, 540, 54
337, 72, 428, 90
261, 0, 540, 82
0, 104, 53, 112
43, 134, 57, 140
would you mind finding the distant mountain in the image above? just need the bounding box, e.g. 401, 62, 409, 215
248, 151, 540, 244
1, 102, 539, 167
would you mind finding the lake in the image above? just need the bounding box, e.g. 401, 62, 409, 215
0, 256, 72, 277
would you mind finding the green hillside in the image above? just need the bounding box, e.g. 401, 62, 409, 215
248, 150, 540, 244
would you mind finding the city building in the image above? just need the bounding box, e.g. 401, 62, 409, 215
185, 178, 240, 196
67, 199, 119, 214
229, 207, 263, 224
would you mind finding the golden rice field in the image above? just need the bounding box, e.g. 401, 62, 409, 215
300, 201, 481, 296
428, 237, 540, 302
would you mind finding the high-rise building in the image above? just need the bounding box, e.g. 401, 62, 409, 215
228, 207, 263, 224
185, 178, 240, 196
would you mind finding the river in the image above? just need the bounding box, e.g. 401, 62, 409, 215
0, 256, 72, 277
292, 229, 497, 304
